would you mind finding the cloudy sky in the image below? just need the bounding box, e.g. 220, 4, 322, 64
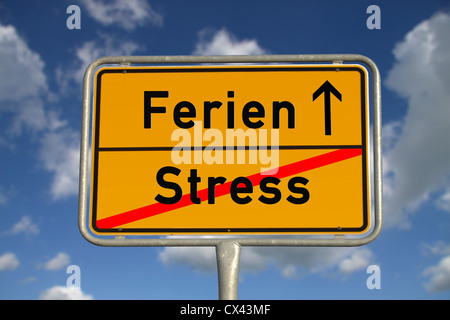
1, 0, 449, 300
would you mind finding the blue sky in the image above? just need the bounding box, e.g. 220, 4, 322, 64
1, 0, 450, 300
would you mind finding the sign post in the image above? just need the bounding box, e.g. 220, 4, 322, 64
79, 55, 382, 299
216, 240, 241, 300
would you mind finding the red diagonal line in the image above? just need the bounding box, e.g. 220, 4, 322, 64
96, 148, 362, 229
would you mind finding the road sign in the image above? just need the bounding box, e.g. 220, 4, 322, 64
88, 63, 370, 235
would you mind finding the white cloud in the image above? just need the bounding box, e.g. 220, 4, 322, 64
381, 121, 402, 153
20, 276, 37, 284
193, 28, 267, 56
41, 33, 142, 200
8, 98, 48, 135
158, 246, 216, 273
0, 252, 19, 271
0, 24, 48, 135
338, 248, 373, 274
0, 22, 81, 201
39, 128, 80, 200
72, 34, 140, 84
0, 24, 47, 102
240, 247, 373, 278
8, 216, 40, 236
158, 244, 374, 278
80, 0, 163, 30
52, 35, 144, 212
0, 25, 139, 201
39, 285, 93, 300
43, 252, 70, 271
383, 12, 450, 228
421, 241, 450, 256
423, 255, 450, 293
436, 188, 450, 212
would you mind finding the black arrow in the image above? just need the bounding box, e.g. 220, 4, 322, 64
312, 80, 342, 135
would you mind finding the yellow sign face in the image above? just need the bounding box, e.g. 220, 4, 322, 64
90, 65, 370, 235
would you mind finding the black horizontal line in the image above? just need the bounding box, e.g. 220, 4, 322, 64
97, 145, 363, 152
97, 227, 363, 233
98, 66, 354, 75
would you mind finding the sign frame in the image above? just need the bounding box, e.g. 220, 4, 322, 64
78, 54, 382, 247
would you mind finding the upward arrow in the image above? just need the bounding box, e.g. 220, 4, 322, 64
312, 80, 342, 135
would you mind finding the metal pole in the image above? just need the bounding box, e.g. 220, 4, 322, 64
216, 240, 241, 300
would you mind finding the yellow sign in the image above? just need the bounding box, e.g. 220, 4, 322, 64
90, 65, 370, 235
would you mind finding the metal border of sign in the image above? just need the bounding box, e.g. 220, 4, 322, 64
78, 54, 382, 248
